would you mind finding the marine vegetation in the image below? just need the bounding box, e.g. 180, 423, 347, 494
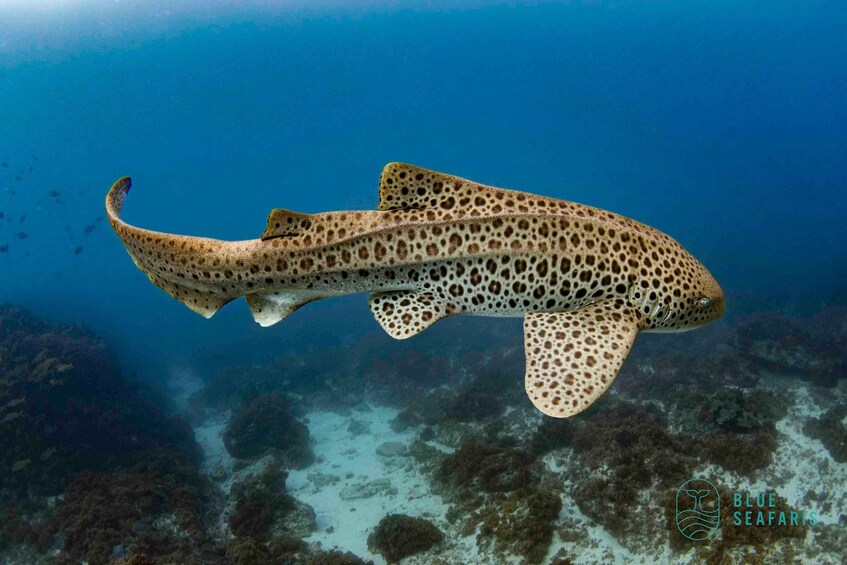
0, 305, 199, 499
803, 404, 847, 463
223, 394, 313, 468
736, 309, 847, 387
366, 514, 443, 563
106, 162, 724, 418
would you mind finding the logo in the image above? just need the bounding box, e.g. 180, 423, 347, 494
675, 478, 720, 540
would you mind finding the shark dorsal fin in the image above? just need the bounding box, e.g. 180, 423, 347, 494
262, 209, 313, 240
377, 163, 509, 212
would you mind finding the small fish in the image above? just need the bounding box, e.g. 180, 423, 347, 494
55, 363, 73, 373
48, 190, 60, 198
1, 162, 7, 167
0, 212, 4, 220
19, 214, 25, 223
48, 379, 64, 386
11, 459, 30, 472
0, 245, 8, 254
5, 397, 25, 408
83, 224, 96, 235
17, 232, 27, 239
73, 246, 83, 255
40, 447, 57, 461
1, 411, 23, 423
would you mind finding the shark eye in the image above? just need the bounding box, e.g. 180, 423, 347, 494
699, 297, 711, 307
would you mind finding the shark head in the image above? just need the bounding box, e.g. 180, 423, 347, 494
641, 245, 725, 333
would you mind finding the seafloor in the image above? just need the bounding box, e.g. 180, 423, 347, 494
0, 303, 845, 564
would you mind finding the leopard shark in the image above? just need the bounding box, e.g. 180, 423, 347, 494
105, 163, 724, 418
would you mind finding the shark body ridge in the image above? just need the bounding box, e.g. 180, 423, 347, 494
106, 163, 724, 417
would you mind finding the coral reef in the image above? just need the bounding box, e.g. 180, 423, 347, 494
366, 514, 443, 562
223, 394, 313, 468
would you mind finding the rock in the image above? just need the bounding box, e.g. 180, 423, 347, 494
339, 479, 393, 501
307, 472, 340, 488
367, 514, 443, 562
271, 498, 317, 539
347, 419, 370, 436
209, 463, 229, 482
376, 441, 408, 458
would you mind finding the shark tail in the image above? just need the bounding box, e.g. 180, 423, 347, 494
105, 177, 241, 318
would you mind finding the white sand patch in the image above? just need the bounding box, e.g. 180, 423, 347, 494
286, 405, 451, 563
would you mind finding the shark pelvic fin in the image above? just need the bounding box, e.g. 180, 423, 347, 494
377, 162, 509, 212
261, 209, 314, 240
246, 292, 318, 327
523, 300, 642, 418
368, 290, 454, 339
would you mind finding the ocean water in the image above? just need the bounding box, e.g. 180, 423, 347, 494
0, 2, 845, 564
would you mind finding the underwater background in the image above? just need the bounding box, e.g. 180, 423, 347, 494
1, 2, 845, 564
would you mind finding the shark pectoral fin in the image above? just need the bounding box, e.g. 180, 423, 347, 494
368, 290, 453, 339
261, 209, 314, 240
523, 300, 642, 418
246, 292, 316, 327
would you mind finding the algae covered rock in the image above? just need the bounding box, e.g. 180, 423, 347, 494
366, 514, 443, 562
804, 404, 847, 463
439, 442, 537, 494
0, 305, 200, 499
223, 394, 313, 467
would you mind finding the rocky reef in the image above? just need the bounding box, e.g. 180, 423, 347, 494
366, 514, 443, 562
223, 394, 314, 468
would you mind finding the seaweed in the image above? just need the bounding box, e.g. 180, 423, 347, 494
223, 394, 313, 467
41, 471, 207, 565
736, 312, 847, 387
439, 443, 537, 494
803, 404, 847, 463
366, 514, 443, 562
0, 305, 199, 500
474, 488, 562, 564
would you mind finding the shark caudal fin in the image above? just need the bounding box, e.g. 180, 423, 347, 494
105, 177, 239, 318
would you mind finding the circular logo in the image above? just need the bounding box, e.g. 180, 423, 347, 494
675, 478, 720, 541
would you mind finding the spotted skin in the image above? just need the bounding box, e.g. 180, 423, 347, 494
106, 163, 725, 417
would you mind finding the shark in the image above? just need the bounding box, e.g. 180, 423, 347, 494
106, 163, 725, 418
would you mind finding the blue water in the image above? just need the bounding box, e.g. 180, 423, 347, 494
1, 1, 844, 378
